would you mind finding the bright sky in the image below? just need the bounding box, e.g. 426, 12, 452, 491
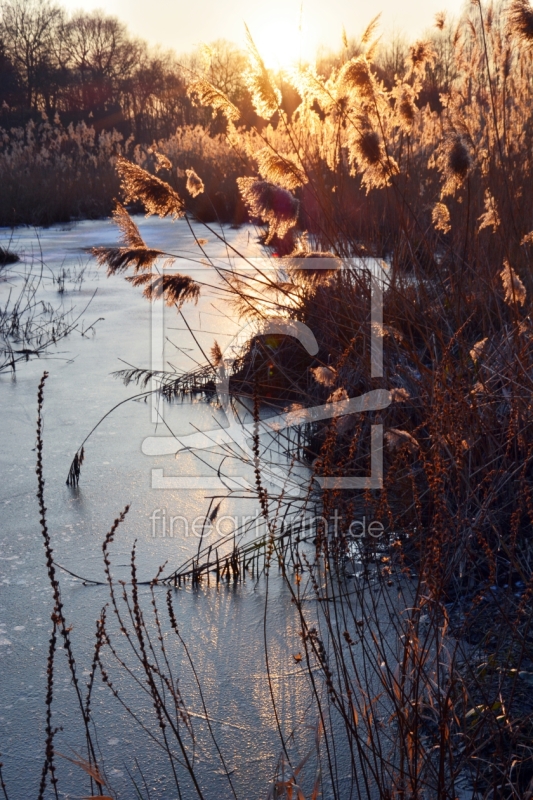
60, 0, 467, 65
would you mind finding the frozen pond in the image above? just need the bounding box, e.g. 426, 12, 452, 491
0, 218, 322, 799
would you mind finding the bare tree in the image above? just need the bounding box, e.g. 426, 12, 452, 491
61, 10, 140, 113
182, 39, 247, 104
0, 0, 63, 108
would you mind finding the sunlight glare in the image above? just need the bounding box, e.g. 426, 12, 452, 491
246, 5, 319, 70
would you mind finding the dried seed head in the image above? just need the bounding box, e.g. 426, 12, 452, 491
256, 148, 307, 191
187, 79, 240, 121
406, 40, 436, 75
477, 190, 500, 233
508, 0, 533, 47
327, 387, 349, 404
385, 428, 418, 452
390, 387, 410, 402
435, 11, 447, 30
447, 137, 471, 178
286, 251, 341, 282
393, 84, 417, 131
244, 25, 281, 119
470, 337, 488, 362
357, 130, 382, 165
500, 259, 527, 306
127, 272, 201, 309
117, 157, 185, 219
338, 56, 374, 99
185, 168, 204, 197
210, 340, 223, 366
432, 202, 451, 234
361, 14, 381, 46
153, 151, 172, 172
471, 381, 486, 396
91, 202, 164, 274
237, 178, 299, 243
92, 245, 164, 275
112, 202, 146, 248
311, 365, 337, 386
399, 94, 415, 124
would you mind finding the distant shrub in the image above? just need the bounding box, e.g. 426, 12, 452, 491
0, 246, 19, 264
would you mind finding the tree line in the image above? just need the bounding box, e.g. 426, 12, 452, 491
0, 0, 267, 140
0, 0, 461, 144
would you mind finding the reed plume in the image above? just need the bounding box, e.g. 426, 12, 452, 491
256, 148, 307, 191
406, 40, 436, 76
187, 79, 240, 122
337, 56, 375, 100
127, 272, 201, 309
153, 151, 172, 172
438, 135, 472, 196
393, 85, 417, 131
470, 337, 488, 362
356, 130, 382, 165
390, 387, 410, 402
432, 202, 451, 233
361, 13, 381, 46
508, 0, 533, 47
435, 11, 446, 30
286, 251, 341, 282
185, 168, 205, 197
385, 427, 419, 452
243, 25, 281, 119
311, 365, 337, 386
116, 157, 185, 218
447, 137, 471, 180
237, 178, 299, 243
500, 259, 527, 306
210, 340, 223, 366
477, 189, 500, 232
91, 202, 164, 275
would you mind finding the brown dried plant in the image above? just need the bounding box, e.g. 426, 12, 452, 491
406, 40, 437, 76
237, 178, 299, 243
500, 259, 527, 306
185, 167, 205, 197
508, 0, 533, 47
116, 157, 185, 218
210, 340, 223, 365
92, 203, 164, 275
127, 272, 200, 309
337, 56, 375, 100
255, 148, 308, 191
432, 202, 451, 234
243, 24, 282, 119
187, 79, 240, 121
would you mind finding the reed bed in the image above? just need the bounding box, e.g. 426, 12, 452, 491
6, 1, 533, 797
0, 118, 253, 226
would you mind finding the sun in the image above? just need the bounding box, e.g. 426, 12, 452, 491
245, 6, 319, 71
